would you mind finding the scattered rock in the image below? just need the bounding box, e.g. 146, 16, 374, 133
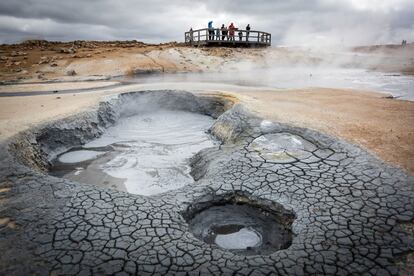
382, 95, 401, 100
66, 70, 77, 76
38, 56, 50, 64
10, 51, 27, 57
60, 47, 76, 54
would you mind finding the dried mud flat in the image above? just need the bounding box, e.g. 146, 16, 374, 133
0, 90, 413, 275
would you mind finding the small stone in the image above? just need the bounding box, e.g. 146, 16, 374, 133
66, 69, 77, 76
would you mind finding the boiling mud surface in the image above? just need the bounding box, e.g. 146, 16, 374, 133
51, 110, 216, 195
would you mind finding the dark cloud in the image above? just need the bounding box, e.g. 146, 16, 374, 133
0, 0, 413, 46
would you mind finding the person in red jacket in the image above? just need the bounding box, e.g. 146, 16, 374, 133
228, 23, 236, 41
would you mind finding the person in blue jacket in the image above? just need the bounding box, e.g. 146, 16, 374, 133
208, 21, 214, 40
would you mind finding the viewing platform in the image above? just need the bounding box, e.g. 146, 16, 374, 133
185, 28, 271, 47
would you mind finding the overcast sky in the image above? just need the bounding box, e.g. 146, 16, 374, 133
0, 0, 413, 46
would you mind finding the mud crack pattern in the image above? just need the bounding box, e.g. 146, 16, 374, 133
0, 101, 413, 275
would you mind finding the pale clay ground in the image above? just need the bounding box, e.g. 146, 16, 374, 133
0, 82, 413, 174
0, 81, 119, 93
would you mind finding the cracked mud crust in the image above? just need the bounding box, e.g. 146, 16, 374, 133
0, 90, 413, 275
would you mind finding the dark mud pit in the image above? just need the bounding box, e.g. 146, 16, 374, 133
0, 90, 413, 275
185, 194, 295, 255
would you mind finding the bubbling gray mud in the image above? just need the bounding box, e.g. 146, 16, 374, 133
248, 132, 317, 163
51, 110, 216, 195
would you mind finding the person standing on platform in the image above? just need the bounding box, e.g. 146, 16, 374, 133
221, 24, 227, 40
188, 28, 193, 43
238, 29, 243, 41
216, 28, 221, 40
228, 23, 236, 41
208, 21, 214, 40
246, 24, 251, 41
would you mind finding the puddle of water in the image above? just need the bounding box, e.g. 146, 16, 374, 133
51, 110, 216, 195
58, 150, 105, 163
213, 225, 262, 250
188, 203, 293, 255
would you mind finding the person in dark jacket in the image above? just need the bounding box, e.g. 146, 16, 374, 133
246, 24, 251, 41
188, 28, 193, 43
238, 30, 243, 41
221, 24, 227, 41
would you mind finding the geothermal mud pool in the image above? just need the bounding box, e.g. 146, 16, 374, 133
185, 194, 295, 256
51, 110, 215, 195
0, 90, 413, 275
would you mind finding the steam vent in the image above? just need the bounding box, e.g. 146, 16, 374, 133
1, 90, 413, 275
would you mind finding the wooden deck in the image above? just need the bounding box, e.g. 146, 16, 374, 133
185, 28, 271, 47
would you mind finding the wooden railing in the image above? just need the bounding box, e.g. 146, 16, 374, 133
184, 28, 271, 47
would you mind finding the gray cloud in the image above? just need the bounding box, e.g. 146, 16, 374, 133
0, 0, 413, 46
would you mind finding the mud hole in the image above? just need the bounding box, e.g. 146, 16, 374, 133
184, 192, 296, 255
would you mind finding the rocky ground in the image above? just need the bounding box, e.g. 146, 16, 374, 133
0, 40, 413, 83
